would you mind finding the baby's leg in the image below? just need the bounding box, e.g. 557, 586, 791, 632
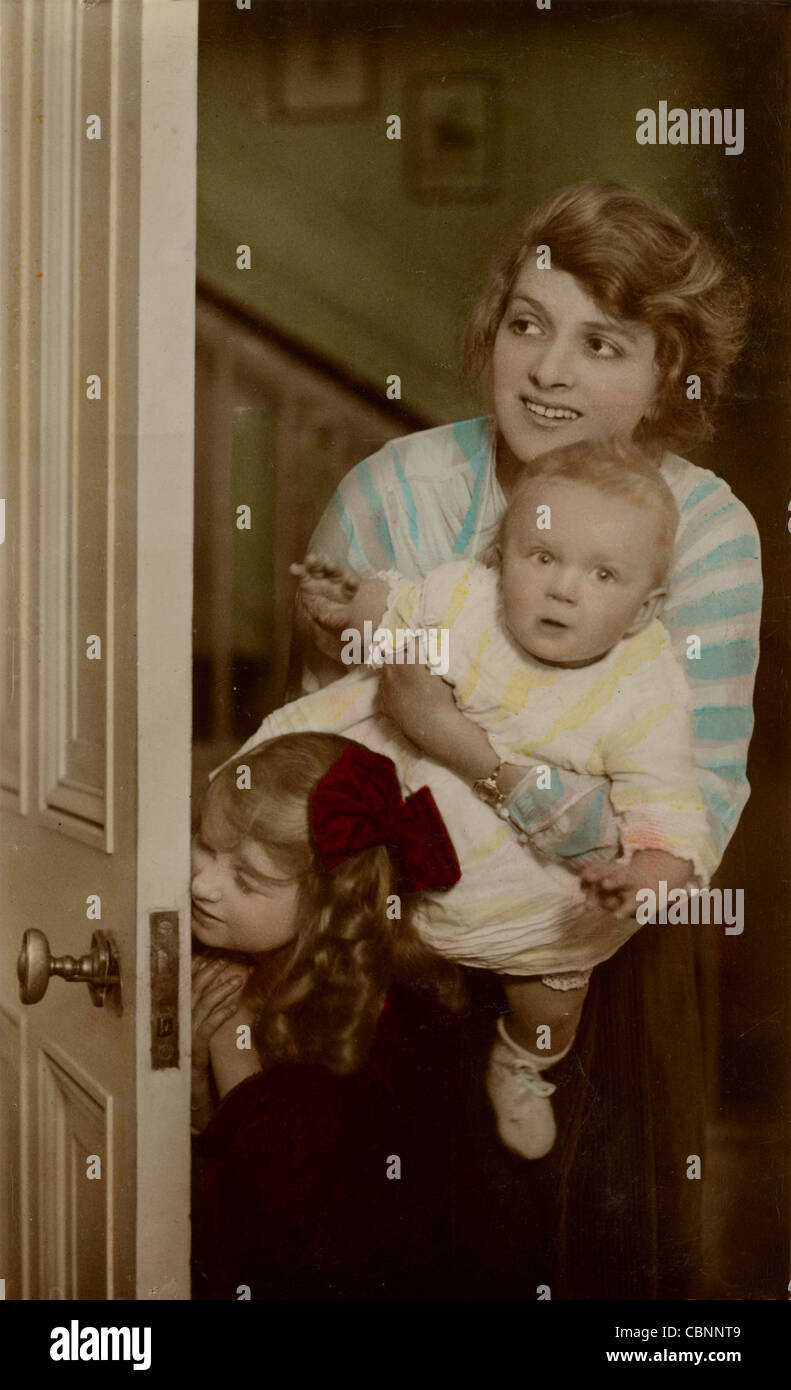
502, 972, 590, 1058
486, 972, 590, 1160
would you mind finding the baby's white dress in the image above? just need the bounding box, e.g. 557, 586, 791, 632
226, 559, 714, 978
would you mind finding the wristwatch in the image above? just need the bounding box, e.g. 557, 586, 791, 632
472, 759, 510, 819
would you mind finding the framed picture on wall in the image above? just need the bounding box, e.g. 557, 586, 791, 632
270, 30, 377, 119
404, 72, 502, 199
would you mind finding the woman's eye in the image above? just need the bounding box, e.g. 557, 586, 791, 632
596, 568, 615, 582
536, 552, 553, 565
233, 872, 256, 895
587, 336, 620, 359
510, 316, 541, 337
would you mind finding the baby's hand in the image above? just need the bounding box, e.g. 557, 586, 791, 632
191, 955, 251, 1074
290, 553, 361, 630
581, 849, 693, 920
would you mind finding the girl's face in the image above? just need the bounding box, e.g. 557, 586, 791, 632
191, 798, 300, 955
491, 262, 660, 470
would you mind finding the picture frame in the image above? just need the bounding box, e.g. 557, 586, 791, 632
404, 72, 502, 200
269, 29, 376, 120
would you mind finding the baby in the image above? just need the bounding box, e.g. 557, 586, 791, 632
239, 439, 715, 1159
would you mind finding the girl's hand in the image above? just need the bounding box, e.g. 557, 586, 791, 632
191, 955, 251, 1074
207, 992, 263, 1100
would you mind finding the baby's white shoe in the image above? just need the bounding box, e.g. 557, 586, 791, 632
486, 1016, 568, 1160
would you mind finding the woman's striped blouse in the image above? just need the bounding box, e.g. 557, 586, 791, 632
309, 416, 762, 871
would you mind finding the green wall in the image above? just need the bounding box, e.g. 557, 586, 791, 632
197, 1, 752, 425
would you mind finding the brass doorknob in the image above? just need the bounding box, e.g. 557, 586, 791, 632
17, 928, 120, 1007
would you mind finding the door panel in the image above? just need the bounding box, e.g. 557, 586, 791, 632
36, 1044, 111, 1302
0, 1007, 22, 1300
38, 0, 112, 842
0, 0, 197, 1300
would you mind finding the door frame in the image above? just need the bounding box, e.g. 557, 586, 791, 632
134, 0, 198, 1300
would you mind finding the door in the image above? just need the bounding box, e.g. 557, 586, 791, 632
0, 0, 197, 1300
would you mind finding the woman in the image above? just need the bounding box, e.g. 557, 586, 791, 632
290, 182, 761, 1297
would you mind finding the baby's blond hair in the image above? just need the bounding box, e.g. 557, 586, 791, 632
498, 437, 679, 584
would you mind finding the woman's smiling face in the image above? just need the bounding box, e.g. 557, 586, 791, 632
191, 798, 300, 955
491, 261, 660, 468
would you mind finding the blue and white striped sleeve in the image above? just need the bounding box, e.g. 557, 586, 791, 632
308, 454, 399, 576
661, 476, 762, 866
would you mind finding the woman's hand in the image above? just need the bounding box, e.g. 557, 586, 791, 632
581, 849, 694, 920
191, 956, 251, 1075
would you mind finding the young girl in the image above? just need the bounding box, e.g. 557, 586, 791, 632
234, 437, 717, 1159
190, 731, 466, 1298
191, 730, 463, 1104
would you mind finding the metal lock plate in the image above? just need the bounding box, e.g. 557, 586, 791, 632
150, 912, 179, 1069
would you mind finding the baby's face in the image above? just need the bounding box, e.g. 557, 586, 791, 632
500, 479, 666, 666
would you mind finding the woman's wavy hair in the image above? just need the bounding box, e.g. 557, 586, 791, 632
200, 732, 466, 1076
462, 181, 750, 456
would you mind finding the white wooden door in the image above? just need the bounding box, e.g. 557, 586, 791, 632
0, 0, 197, 1300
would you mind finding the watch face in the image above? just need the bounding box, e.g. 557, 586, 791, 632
474, 777, 500, 807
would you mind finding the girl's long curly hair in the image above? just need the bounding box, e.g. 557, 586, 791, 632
201, 732, 466, 1076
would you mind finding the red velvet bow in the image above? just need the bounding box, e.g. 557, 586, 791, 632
311, 744, 461, 894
